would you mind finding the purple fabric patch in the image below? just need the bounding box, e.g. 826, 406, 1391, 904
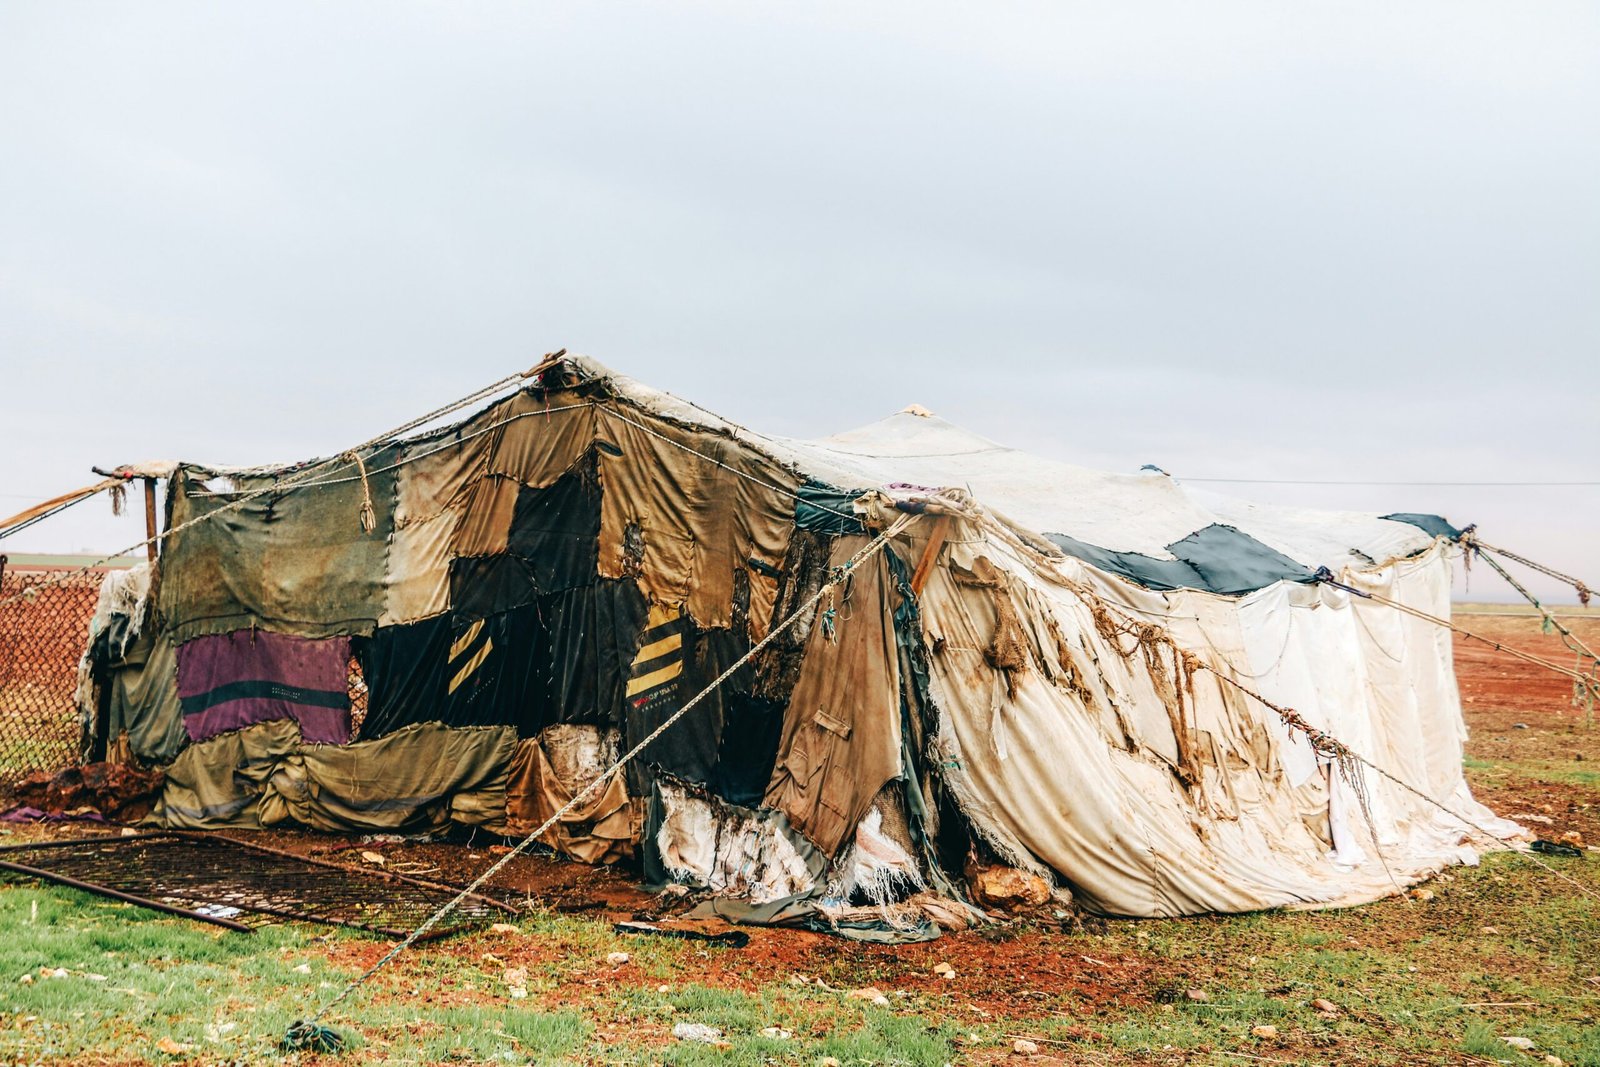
176, 630, 352, 744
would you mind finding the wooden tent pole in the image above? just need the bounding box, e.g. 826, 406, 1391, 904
143, 478, 158, 563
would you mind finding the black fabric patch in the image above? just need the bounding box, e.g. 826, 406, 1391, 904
1044, 523, 1313, 596
540, 580, 649, 730
449, 555, 539, 618
624, 624, 751, 795
442, 609, 544, 729
358, 608, 546, 739
358, 615, 451, 740
708, 693, 786, 807
507, 453, 602, 594
1380, 513, 1464, 541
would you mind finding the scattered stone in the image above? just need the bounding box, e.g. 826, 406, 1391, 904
606, 952, 631, 966
759, 1026, 793, 1039
155, 1037, 194, 1055
1408, 888, 1436, 902
359, 850, 386, 866
847, 987, 891, 1007
502, 967, 528, 988
972, 866, 1051, 910
204, 1021, 237, 1042
1185, 989, 1208, 1003
508, 986, 528, 1000
933, 961, 956, 979
1251, 1025, 1278, 1039
1502, 1036, 1536, 1051
657, 984, 670, 993
672, 1022, 724, 1044
1544, 1056, 1564, 1066
1311, 998, 1339, 1017
16, 974, 32, 985
1012, 1038, 1039, 1055
1513, 723, 1529, 730
490, 923, 519, 935
820, 1058, 843, 1067
1559, 830, 1584, 848
40, 968, 67, 980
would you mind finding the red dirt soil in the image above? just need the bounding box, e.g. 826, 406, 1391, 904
5, 604, 1596, 1028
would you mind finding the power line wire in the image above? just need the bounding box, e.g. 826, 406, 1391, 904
1181, 478, 1598, 487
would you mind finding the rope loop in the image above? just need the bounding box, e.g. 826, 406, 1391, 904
342, 450, 377, 534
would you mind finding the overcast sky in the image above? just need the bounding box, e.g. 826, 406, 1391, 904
1, 2, 1594, 602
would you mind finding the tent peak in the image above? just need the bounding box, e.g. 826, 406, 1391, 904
899, 403, 936, 418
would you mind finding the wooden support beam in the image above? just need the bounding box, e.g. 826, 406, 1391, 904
910, 515, 953, 595
143, 478, 159, 563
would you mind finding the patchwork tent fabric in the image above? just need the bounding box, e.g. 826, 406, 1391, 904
81, 355, 1519, 922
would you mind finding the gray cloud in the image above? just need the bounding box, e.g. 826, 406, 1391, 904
2, 1, 1594, 600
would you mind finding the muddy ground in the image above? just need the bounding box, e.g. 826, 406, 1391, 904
3, 603, 1596, 1066
215, 606, 1600, 1021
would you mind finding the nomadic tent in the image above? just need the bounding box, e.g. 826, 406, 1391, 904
77, 355, 1518, 927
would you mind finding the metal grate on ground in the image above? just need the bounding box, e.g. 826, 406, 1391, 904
0, 831, 520, 940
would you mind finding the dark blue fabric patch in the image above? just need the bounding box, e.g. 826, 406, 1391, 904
1380, 513, 1464, 541
1045, 524, 1314, 596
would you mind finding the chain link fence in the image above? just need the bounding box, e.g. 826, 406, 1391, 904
0, 556, 106, 785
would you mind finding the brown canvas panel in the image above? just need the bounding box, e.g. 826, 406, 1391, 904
484, 393, 601, 487
504, 735, 635, 864
448, 473, 521, 558
763, 539, 903, 856
258, 722, 517, 833
382, 506, 458, 624
593, 404, 797, 632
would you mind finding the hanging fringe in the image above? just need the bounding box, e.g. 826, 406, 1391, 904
342, 451, 377, 534
108, 482, 126, 517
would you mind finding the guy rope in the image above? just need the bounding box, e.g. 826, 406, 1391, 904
280, 517, 914, 1054
0, 356, 566, 611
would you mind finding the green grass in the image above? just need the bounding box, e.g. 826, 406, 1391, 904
2, 758, 1598, 1065
1465, 753, 1600, 788
5, 855, 1597, 1066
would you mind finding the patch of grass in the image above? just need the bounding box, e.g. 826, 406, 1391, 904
2, 733, 1598, 1066
1466, 754, 1600, 788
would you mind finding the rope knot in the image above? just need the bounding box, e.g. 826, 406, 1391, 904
342, 450, 377, 534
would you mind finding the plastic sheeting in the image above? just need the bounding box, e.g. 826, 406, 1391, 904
917, 531, 1516, 916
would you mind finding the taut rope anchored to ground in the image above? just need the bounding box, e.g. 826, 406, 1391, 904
1469, 538, 1592, 608
1195, 657, 1600, 906
927, 497, 1599, 904
1315, 569, 1600, 704
1073, 561, 1600, 906
281, 517, 913, 1055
